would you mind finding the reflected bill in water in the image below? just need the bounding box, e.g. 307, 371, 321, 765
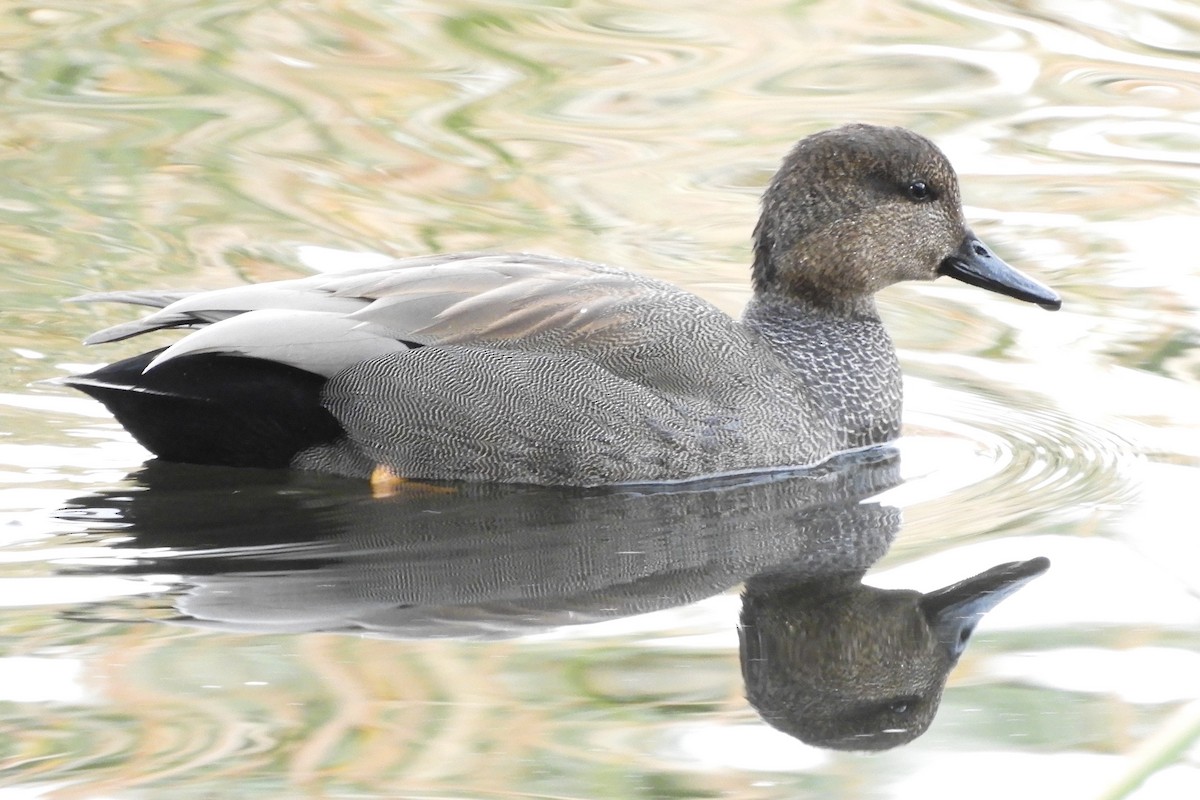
59, 448, 1048, 751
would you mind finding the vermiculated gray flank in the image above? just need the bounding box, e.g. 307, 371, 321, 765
66, 124, 1061, 486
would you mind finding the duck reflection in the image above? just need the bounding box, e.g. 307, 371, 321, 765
61, 447, 1047, 750
740, 557, 1047, 749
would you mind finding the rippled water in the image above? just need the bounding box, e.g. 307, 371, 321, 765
2, 0, 1199, 797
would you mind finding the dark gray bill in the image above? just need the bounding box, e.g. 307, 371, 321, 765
919, 557, 1050, 660
939, 234, 1061, 310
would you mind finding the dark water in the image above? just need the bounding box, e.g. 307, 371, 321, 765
2, 1, 1198, 797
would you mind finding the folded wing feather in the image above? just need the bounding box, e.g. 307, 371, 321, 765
75, 252, 733, 383
143, 309, 412, 377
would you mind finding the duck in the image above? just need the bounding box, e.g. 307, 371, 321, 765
65, 124, 1061, 486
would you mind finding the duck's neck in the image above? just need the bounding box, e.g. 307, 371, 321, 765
741, 292, 902, 447
741, 292, 887, 365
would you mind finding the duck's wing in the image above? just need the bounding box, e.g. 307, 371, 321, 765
77, 252, 643, 343
74, 252, 748, 387
77, 283, 370, 345
312, 252, 674, 346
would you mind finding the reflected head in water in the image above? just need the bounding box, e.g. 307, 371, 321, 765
739, 557, 1049, 751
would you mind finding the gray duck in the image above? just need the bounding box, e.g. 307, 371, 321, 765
66, 124, 1060, 486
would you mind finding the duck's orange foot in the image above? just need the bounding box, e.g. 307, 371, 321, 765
369, 465, 458, 499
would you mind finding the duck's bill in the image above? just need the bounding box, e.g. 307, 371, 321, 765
938, 234, 1062, 310
920, 557, 1050, 623
920, 556, 1050, 659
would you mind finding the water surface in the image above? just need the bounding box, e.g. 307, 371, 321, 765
2, 1, 1199, 798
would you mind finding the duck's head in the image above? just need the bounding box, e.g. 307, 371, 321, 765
752, 124, 1061, 312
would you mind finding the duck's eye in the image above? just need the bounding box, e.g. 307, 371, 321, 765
907, 180, 933, 201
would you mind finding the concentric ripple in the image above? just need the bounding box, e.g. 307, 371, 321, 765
896, 376, 1143, 548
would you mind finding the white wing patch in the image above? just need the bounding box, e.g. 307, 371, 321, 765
144, 309, 411, 377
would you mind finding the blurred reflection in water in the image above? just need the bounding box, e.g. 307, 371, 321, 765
61, 448, 1046, 750
741, 556, 1046, 750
